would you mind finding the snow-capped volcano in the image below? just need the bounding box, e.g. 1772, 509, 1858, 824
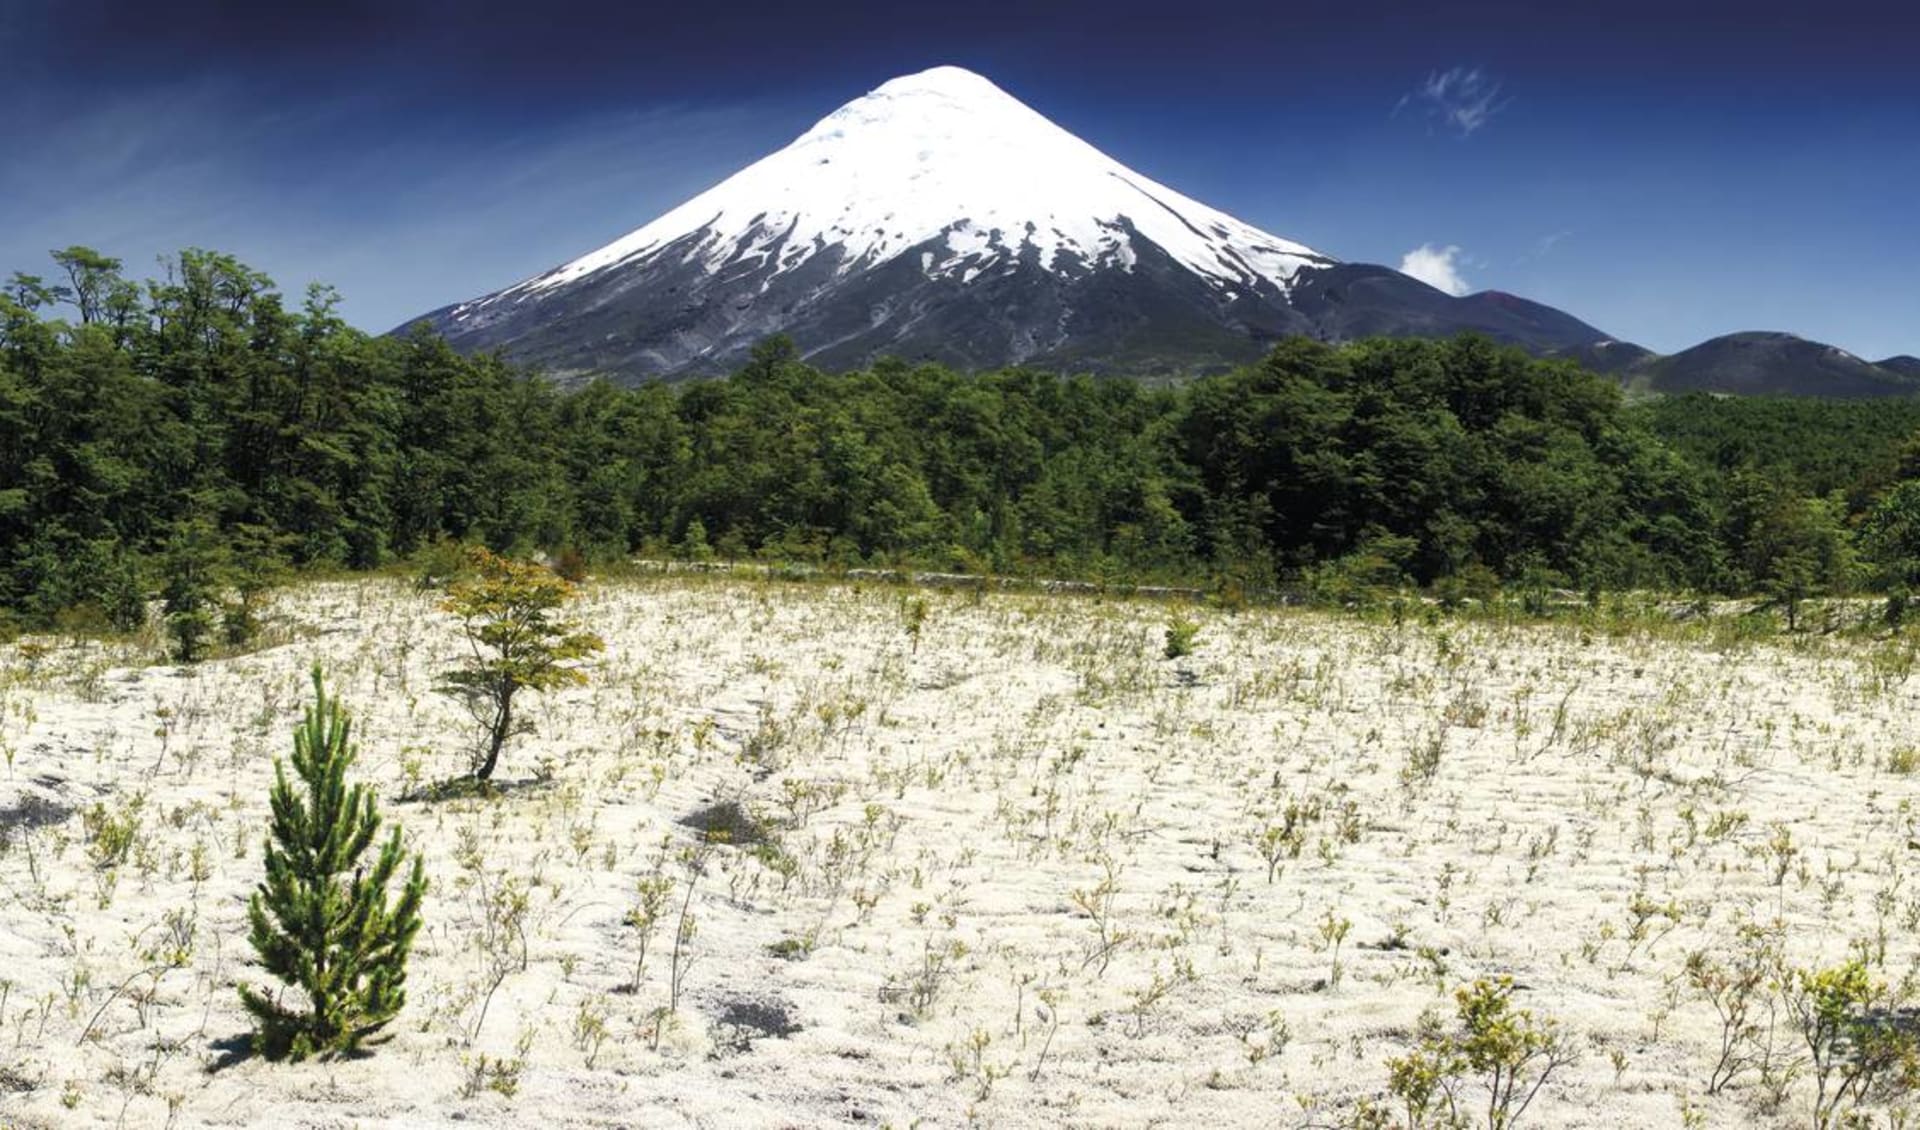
510, 67, 1332, 302
415, 66, 1621, 381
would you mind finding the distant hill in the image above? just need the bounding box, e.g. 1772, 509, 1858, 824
1629, 332, 1920, 398
1548, 339, 1658, 375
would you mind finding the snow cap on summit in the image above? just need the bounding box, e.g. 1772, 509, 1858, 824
491, 65, 1333, 303
868, 65, 1010, 98
424, 64, 1623, 382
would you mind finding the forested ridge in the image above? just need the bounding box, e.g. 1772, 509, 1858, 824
4, 247, 1918, 632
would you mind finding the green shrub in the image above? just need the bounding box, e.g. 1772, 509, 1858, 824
1384, 977, 1576, 1130
1307, 536, 1416, 611
411, 536, 473, 591
1163, 614, 1199, 659
437, 547, 605, 781
1785, 959, 1920, 1129
902, 596, 929, 653
159, 519, 225, 663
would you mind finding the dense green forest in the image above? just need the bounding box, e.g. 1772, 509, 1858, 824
1627, 395, 1920, 505
3, 247, 1917, 632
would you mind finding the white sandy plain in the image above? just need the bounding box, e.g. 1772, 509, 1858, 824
1, 574, 1917, 1128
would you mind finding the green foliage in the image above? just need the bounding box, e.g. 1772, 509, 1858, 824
1633, 394, 1920, 505
82, 794, 143, 870
1784, 959, 1920, 1129
411, 535, 474, 591
678, 517, 713, 562
1725, 472, 1854, 628
1682, 921, 1784, 1095
1385, 977, 1577, 1129
4, 245, 1918, 628
437, 547, 605, 781
900, 595, 929, 653
1162, 613, 1199, 659
1862, 480, 1920, 594
1306, 535, 1417, 610
1433, 562, 1501, 611
159, 518, 226, 662
239, 667, 426, 1061
223, 524, 291, 647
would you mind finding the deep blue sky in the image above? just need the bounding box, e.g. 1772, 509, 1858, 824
3, 0, 1916, 359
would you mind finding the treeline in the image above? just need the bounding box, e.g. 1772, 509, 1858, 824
4, 246, 1920, 631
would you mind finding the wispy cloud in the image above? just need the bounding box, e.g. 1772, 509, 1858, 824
0, 81, 785, 331
1396, 66, 1507, 137
1514, 229, 1574, 265
1399, 244, 1471, 296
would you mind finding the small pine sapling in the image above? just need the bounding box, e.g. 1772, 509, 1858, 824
902, 596, 929, 654
239, 667, 427, 1061
1163, 614, 1199, 660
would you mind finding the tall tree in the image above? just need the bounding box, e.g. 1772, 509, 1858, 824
49, 245, 121, 325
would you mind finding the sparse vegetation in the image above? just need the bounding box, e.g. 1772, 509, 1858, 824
5, 569, 1920, 1124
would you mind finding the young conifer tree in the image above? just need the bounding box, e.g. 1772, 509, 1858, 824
239, 666, 427, 1061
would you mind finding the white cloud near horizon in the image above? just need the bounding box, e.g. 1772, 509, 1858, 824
1396, 66, 1506, 137
1399, 243, 1471, 295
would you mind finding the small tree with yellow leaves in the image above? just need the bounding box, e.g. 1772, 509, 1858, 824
438, 547, 604, 782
